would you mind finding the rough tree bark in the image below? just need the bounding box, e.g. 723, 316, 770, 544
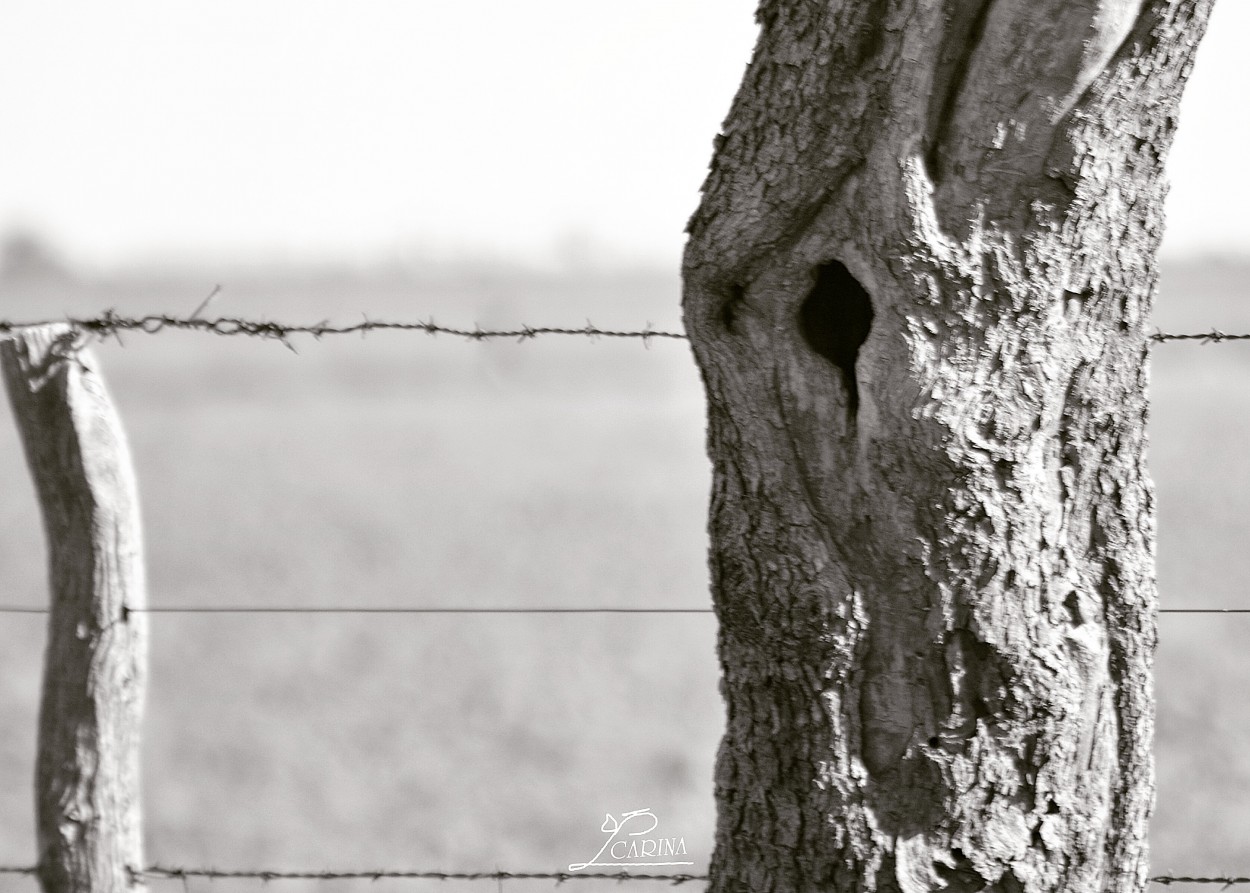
682, 2, 1212, 891
2, 325, 148, 893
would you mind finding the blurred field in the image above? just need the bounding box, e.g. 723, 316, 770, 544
1, 257, 1248, 890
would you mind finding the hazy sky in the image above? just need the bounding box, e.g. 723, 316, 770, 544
1, 2, 1246, 271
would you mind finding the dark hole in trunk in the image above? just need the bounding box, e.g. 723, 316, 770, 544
798, 260, 874, 415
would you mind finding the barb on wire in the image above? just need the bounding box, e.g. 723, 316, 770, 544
189, 285, 223, 321
0, 313, 688, 344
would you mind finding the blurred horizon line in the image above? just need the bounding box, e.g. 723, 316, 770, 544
2, 227, 1248, 286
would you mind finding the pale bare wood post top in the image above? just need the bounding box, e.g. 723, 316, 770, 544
1, 325, 148, 893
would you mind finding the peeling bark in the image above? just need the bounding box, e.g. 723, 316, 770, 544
682, 2, 1212, 891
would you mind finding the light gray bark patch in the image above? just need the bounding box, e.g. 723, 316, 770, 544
797, 260, 873, 417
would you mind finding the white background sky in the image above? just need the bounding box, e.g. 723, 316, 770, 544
0, 1, 1246, 271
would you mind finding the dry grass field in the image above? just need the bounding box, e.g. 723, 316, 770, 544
1, 257, 1248, 890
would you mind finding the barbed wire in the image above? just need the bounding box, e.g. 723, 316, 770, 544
1150, 330, 1250, 343
1152, 878, 1250, 887
0, 865, 709, 885
0, 864, 1244, 886
0, 313, 687, 347
135, 867, 709, 885
1, 312, 1249, 347
0, 605, 1243, 615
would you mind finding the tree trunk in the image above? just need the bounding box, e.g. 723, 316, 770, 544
682, 3, 1212, 891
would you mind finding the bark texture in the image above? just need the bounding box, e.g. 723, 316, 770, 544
682, 2, 1212, 891
2, 326, 148, 893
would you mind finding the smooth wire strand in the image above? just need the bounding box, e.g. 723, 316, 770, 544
134, 606, 710, 614
1, 312, 1249, 345
0, 605, 1245, 615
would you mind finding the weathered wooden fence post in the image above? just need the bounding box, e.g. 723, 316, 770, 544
2, 325, 147, 893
